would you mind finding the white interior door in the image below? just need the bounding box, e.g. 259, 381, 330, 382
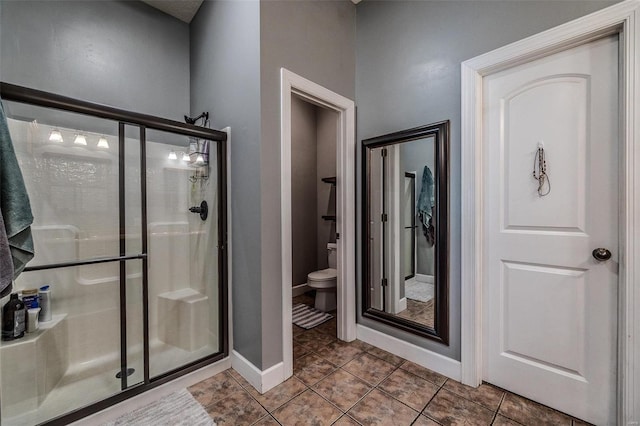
370, 148, 384, 311
483, 35, 619, 425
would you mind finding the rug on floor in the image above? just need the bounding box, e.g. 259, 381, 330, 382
405, 278, 434, 303
292, 303, 333, 329
103, 388, 216, 426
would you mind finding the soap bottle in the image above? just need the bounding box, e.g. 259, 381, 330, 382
38, 285, 52, 322
2, 293, 26, 341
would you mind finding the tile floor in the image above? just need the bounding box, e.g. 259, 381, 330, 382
186, 294, 590, 426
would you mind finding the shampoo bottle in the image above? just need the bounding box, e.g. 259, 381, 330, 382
38, 285, 52, 322
2, 293, 26, 341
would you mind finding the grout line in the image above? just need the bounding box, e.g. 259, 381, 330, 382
307, 387, 348, 416
419, 376, 447, 416
375, 386, 424, 419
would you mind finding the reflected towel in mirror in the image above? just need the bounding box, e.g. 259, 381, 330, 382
417, 165, 435, 245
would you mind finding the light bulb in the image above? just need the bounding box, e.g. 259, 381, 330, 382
97, 136, 110, 149
49, 129, 63, 142
182, 152, 190, 162
74, 134, 87, 146
196, 154, 205, 164
168, 150, 178, 160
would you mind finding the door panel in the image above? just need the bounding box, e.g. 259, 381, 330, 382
483, 35, 618, 425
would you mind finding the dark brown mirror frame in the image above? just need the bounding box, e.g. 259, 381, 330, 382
361, 121, 450, 345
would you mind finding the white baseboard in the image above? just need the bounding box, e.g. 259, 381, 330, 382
231, 350, 285, 394
72, 357, 232, 425
397, 297, 407, 313
416, 274, 434, 284
292, 283, 311, 297
356, 324, 461, 381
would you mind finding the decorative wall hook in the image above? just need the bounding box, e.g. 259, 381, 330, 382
532, 141, 551, 196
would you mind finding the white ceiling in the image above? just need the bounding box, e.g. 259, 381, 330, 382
141, 0, 204, 23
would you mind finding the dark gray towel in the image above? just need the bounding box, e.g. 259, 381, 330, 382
0, 209, 13, 297
0, 101, 34, 280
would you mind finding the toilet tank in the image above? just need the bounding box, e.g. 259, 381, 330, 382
327, 243, 337, 268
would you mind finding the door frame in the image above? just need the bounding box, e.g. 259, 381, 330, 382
280, 68, 357, 378
460, 1, 640, 424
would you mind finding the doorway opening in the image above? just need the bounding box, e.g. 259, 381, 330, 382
280, 69, 356, 379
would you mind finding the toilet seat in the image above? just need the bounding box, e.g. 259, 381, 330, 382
307, 268, 337, 282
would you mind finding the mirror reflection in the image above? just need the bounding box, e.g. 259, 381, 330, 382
363, 121, 448, 343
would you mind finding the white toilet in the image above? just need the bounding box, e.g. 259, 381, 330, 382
307, 243, 338, 312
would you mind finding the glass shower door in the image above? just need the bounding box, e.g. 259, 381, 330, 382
145, 129, 220, 378
0, 103, 144, 425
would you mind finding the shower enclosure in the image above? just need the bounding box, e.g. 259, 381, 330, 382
0, 83, 228, 425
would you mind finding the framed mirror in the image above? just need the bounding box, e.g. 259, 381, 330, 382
362, 121, 449, 344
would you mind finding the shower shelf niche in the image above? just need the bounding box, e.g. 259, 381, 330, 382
0, 314, 69, 418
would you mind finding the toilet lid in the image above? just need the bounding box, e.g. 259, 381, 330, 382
308, 268, 337, 281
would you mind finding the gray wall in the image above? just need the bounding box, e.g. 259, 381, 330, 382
291, 95, 318, 286
356, 0, 618, 361
317, 108, 338, 269
1, 0, 190, 121
190, 0, 263, 367
259, 0, 356, 368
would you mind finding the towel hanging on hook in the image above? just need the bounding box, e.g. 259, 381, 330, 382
532, 142, 551, 197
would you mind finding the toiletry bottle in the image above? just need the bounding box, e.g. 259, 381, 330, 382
22, 288, 39, 310
2, 293, 26, 341
38, 285, 52, 322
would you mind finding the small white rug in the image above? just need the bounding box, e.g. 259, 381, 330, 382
405, 278, 434, 303
292, 303, 333, 329
103, 389, 215, 426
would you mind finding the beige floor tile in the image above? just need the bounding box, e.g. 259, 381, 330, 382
293, 343, 310, 360
442, 380, 504, 411
378, 369, 440, 411
294, 353, 337, 386
333, 414, 362, 425
412, 415, 442, 425
348, 388, 419, 425
204, 389, 268, 426
316, 341, 364, 366
492, 415, 522, 426
350, 340, 374, 352
252, 414, 281, 425
188, 371, 244, 407
245, 377, 308, 412
424, 389, 495, 426
312, 369, 372, 411
294, 330, 337, 351
366, 346, 405, 366
272, 389, 342, 426
228, 368, 253, 390
314, 317, 337, 335
399, 360, 447, 386
343, 353, 396, 385
498, 393, 572, 426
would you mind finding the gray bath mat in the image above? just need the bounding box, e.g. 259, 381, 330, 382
293, 303, 333, 329
103, 388, 215, 426
405, 279, 434, 303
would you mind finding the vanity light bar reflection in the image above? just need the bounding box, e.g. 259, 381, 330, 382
48, 129, 110, 149
167, 150, 206, 165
